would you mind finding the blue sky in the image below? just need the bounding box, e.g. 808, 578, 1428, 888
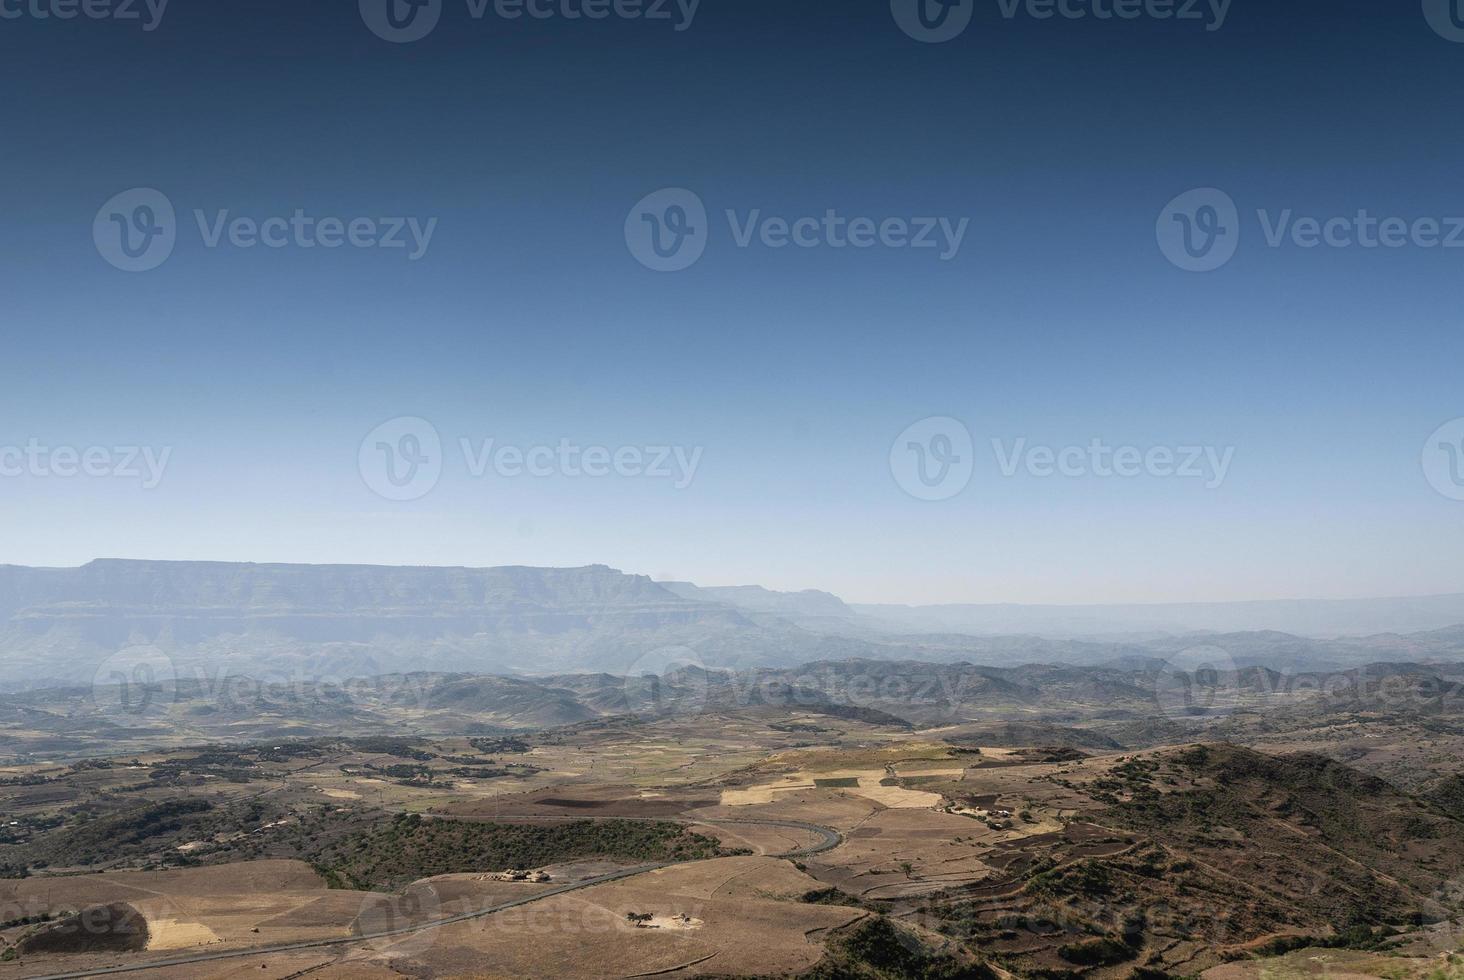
1, 0, 1462, 604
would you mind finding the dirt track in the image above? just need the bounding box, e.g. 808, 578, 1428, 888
19, 816, 842, 980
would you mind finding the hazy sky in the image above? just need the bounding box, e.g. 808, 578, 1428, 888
2, 0, 1463, 605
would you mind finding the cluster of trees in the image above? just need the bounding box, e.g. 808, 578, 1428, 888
804, 917, 992, 979
348, 737, 435, 761
468, 737, 531, 754
311, 815, 726, 891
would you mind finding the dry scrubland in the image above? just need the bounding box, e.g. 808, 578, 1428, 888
0, 704, 1463, 978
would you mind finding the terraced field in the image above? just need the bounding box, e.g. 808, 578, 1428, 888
2, 707, 1464, 978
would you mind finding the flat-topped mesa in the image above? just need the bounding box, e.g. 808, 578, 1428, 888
0, 561, 772, 688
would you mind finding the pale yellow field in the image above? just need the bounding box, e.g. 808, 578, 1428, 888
350, 857, 866, 979
720, 769, 942, 808
146, 917, 223, 951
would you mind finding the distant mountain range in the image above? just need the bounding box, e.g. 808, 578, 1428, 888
1, 560, 1463, 691
9, 653, 1464, 762
656, 577, 1464, 639
851, 594, 1464, 638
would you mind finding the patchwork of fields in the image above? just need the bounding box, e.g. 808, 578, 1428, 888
2, 704, 1464, 978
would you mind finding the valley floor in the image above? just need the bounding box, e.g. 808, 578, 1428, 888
1, 706, 1463, 978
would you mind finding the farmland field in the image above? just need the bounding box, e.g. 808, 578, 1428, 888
3, 682, 1464, 978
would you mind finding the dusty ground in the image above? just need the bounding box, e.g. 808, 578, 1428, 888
78, 858, 866, 980
0, 860, 375, 972
4, 714, 1464, 979
720, 768, 945, 808
1204, 949, 1464, 980
335, 856, 865, 979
